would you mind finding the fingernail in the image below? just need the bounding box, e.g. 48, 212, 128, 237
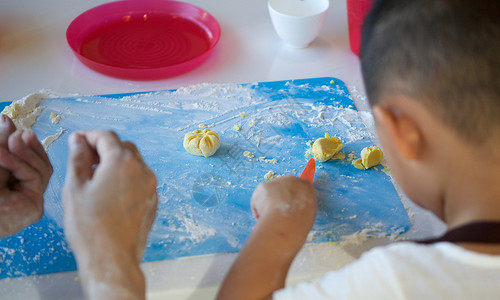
13, 129, 23, 137
68, 133, 83, 151
22, 129, 35, 138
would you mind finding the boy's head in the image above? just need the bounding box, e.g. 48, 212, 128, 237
359, 0, 500, 221
360, 0, 500, 146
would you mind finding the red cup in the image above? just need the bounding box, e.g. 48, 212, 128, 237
346, 0, 374, 56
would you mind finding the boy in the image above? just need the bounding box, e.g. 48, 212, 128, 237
217, 0, 500, 299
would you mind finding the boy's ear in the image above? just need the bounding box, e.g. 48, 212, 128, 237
372, 105, 423, 160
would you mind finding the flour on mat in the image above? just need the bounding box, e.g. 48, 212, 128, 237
176, 214, 216, 244
42, 128, 66, 150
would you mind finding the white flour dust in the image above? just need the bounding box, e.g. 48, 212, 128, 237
41, 128, 66, 150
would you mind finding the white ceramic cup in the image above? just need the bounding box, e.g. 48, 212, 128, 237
268, 0, 329, 48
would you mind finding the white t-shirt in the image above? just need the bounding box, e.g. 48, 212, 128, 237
274, 242, 500, 300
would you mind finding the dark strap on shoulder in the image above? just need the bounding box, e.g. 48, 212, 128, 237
415, 221, 500, 244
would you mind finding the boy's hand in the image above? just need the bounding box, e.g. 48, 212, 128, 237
217, 176, 316, 300
63, 131, 158, 300
251, 175, 317, 240
0, 115, 53, 238
251, 175, 317, 220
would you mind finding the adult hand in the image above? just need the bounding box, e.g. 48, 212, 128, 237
217, 176, 316, 300
62, 131, 158, 300
0, 115, 53, 237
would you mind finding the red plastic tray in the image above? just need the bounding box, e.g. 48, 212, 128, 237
66, 0, 221, 80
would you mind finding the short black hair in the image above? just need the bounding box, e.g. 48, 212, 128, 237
361, 0, 500, 144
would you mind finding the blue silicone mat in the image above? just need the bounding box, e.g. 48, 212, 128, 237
0, 77, 410, 278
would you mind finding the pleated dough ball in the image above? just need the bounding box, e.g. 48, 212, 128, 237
183, 129, 220, 157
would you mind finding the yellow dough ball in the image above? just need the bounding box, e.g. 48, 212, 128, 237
183, 129, 220, 157
353, 158, 365, 170
311, 133, 344, 162
353, 146, 384, 170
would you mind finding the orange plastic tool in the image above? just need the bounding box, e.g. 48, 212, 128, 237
300, 158, 316, 182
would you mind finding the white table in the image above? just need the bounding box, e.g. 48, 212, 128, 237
0, 1, 445, 299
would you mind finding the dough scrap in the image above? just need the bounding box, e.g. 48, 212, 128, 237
264, 171, 275, 180
1, 93, 46, 130
353, 146, 383, 170
332, 152, 346, 160
311, 133, 344, 162
243, 151, 255, 158
49, 112, 62, 124
263, 171, 282, 180
183, 129, 220, 157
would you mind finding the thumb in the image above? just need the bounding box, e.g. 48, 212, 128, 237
0, 115, 16, 183
0, 115, 16, 148
65, 132, 96, 185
